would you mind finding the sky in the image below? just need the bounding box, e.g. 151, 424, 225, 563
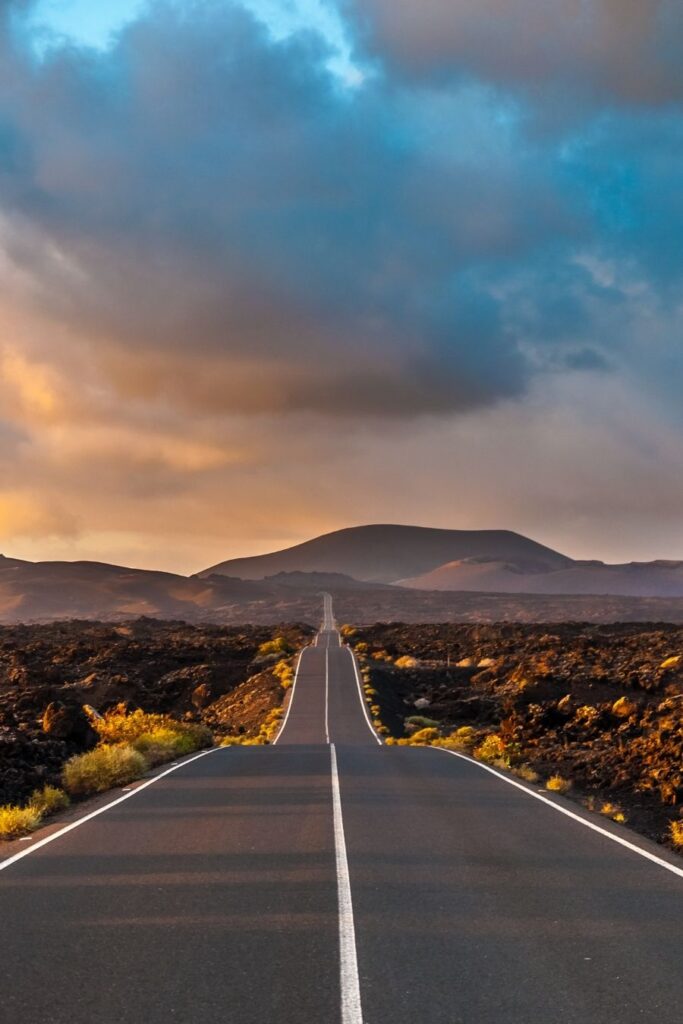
0, 0, 682, 574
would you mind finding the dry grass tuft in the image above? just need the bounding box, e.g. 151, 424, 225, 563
0, 805, 42, 840
63, 744, 147, 795
29, 785, 70, 815
599, 801, 626, 823
473, 734, 507, 764
395, 655, 418, 669
546, 775, 572, 794
512, 764, 540, 783
408, 727, 441, 744
669, 820, 683, 849
257, 636, 292, 659
272, 659, 294, 689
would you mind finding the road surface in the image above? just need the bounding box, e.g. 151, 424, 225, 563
1, 597, 682, 1023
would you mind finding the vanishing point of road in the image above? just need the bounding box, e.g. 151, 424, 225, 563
1, 595, 682, 1023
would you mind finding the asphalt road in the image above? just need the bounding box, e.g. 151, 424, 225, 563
1, 598, 682, 1023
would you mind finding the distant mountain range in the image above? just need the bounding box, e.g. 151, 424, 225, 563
199, 524, 683, 598
199, 524, 571, 583
2, 524, 683, 625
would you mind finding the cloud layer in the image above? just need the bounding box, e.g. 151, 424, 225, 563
348, 0, 683, 105
0, 0, 680, 568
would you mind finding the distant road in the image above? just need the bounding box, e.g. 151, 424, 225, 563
1, 598, 682, 1023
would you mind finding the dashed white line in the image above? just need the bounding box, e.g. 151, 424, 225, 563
330, 743, 364, 1024
325, 647, 331, 745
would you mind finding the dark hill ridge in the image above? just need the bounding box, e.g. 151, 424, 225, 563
3, 525, 683, 623
198, 524, 572, 583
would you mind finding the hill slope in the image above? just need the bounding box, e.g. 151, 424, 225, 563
399, 558, 683, 597
198, 524, 571, 583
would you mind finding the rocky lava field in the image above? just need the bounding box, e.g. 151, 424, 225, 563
352, 622, 683, 848
0, 619, 312, 806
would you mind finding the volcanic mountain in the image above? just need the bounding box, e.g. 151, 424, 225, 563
198, 524, 572, 584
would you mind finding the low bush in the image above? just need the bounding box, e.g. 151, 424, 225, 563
408, 727, 441, 744
257, 636, 292, 659
395, 655, 418, 669
93, 706, 210, 747
546, 775, 572, 794
272, 659, 295, 689
221, 707, 284, 746
668, 820, 683, 849
92, 707, 212, 770
599, 801, 626, 823
511, 764, 540, 783
371, 649, 393, 662
0, 785, 71, 841
30, 785, 70, 815
132, 728, 195, 767
473, 734, 507, 764
0, 805, 42, 840
63, 744, 147, 796
450, 726, 477, 749
257, 707, 284, 743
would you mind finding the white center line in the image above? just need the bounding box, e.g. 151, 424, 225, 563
325, 647, 331, 745
330, 743, 364, 1024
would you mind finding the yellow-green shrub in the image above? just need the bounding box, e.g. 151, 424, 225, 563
511, 765, 539, 783
132, 728, 196, 767
546, 775, 572, 794
0, 804, 42, 839
63, 744, 147, 795
669, 820, 683, 848
272, 659, 294, 689
449, 726, 477, 749
473, 734, 507, 764
257, 707, 284, 743
409, 727, 440, 744
258, 636, 292, 658
29, 785, 69, 815
395, 655, 418, 669
94, 707, 211, 758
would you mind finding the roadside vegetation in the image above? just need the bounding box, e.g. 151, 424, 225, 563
58, 706, 214, 800
0, 785, 70, 840
0, 623, 314, 844
346, 623, 683, 853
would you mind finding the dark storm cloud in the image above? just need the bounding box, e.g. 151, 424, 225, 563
0, 0, 679, 422
0, 0, 553, 416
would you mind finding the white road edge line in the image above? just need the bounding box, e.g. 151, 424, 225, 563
325, 647, 331, 745
347, 646, 383, 746
272, 647, 307, 745
435, 747, 683, 881
0, 748, 218, 874
331, 743, 365, 1024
